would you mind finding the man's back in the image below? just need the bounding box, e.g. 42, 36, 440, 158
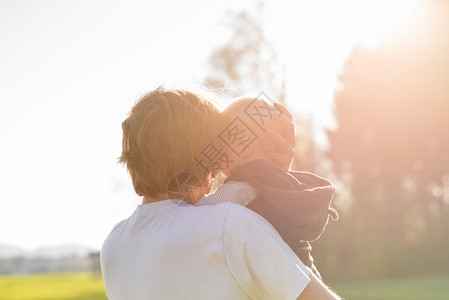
101, 199, 311, 300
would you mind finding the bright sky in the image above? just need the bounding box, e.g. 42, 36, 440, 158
0, 0, 418, 250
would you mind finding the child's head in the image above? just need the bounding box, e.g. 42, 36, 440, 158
217, 96, 285, 176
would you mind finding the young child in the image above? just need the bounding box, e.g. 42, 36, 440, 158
193, 96, 339, 279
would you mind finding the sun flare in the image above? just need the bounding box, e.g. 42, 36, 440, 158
358, 0, 425, 48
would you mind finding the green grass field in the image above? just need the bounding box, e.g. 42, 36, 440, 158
0, 272, 448, 299
0, 272, 107, 300
330, 275, 449, 300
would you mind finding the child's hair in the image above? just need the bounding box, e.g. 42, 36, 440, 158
221, 96, 285, 153
118, 87, 221, 197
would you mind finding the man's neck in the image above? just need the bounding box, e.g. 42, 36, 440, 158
142, 193, 169, 205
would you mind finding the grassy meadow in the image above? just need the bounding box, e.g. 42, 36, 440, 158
0, 272, 106, 300
330, 275, 449, 300
0, 272, 448, 299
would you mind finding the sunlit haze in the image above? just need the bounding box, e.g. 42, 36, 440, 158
0, 0, 423, 250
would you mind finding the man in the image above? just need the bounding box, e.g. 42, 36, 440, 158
101, 87, 340, 299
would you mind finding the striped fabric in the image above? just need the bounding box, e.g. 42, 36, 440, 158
194, 181, 256, 207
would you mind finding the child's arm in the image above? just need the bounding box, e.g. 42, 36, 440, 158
193, 181, 256, 206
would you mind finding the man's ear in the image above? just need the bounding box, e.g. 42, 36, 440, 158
240, 143, 254, 159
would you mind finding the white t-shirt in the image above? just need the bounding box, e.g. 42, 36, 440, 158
101, 199, 311, 300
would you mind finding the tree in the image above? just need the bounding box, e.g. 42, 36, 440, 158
321, 0, 449, 278
206, 1, 320, 175
205, 1, 285, 102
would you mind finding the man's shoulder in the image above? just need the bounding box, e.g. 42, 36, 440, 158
193, 201, 267, 228
221, 202, 276, 233
224, 201, 259, 217
195, 201, 255, 219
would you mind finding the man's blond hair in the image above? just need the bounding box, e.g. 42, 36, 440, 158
118, 87, 220, 197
